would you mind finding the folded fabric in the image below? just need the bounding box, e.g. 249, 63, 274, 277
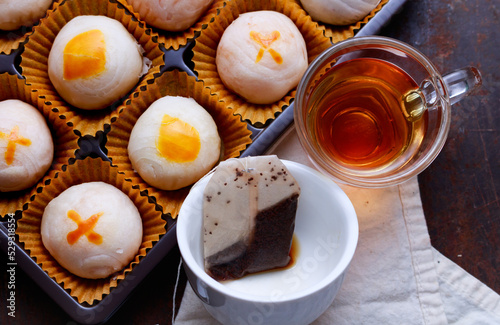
433, 248, 500, 324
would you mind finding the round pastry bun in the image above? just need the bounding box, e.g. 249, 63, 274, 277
216, 11, 308, 105
41, 182, 143, 279
0, 99, 53, 192
0, 0, 52, 31
300, 0, 381, 26
128, 96, 221, 191
48, 15, 147, 110
127, 0, 214, 32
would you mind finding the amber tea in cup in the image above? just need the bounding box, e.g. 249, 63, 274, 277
313, 57, 426, 170
295, 36, 482, 188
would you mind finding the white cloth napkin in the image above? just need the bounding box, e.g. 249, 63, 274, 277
174, 127, 500, 324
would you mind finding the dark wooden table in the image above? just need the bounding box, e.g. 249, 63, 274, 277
1, 1, 498, 324
382, 0, 500, 296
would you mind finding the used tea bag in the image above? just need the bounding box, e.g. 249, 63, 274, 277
203, 155, 301, 281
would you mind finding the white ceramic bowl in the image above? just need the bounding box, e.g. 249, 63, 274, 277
177, 160, 359, 325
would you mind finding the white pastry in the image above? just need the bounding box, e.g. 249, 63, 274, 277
128, 96, 221, 191
300, 0, 381, 26
127, 0, 213, 32
216, 11, 308, 104
41, 182, 143, 279
48, 15, 149, 110
0, 99, 53, 192
0, 0, 52, 30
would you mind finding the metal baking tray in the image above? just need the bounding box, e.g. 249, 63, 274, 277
0, 0, 407, 323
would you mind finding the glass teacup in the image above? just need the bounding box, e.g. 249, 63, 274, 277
294, 36, 482, 188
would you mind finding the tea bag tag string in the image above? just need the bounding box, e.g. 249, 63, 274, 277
243, 156, 252, 173
171, 257, 183, 324
238, 156, 254, 173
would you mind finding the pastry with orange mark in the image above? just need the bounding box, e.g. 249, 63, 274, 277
0, 99, 53, 192
127, 0, 214, 32
128, 96, 221, 191
47, 15, 150, 110
0, 0, 52, 30
41, 182, 143, 279
216, 11, 308, 105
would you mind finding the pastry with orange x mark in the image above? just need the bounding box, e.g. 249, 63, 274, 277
0, 99, 54, 192
40, 182, 143, 279
215, 11, 308, 105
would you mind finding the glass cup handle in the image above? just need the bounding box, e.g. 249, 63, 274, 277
441, 66, 482, 105
402, 67, 482, 122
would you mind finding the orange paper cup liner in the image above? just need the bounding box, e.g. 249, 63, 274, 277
16, 157, 167, 305
192, 0, 333, 126
0, 72, 79, 217
0, 29, 31, 56
19, 0, 165, 137
117, 0, 225, 50
106, 69, 253, 218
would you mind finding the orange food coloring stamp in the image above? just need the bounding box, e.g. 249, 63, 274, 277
157, 114, 201, 163
63, 29, 106, 80
0, 125, 32, 165
250, 31, 283, 64
66, 210, 103, 245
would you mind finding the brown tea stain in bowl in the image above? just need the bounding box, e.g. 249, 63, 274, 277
279, 234, 300, 270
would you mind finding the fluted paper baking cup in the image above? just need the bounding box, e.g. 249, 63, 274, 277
106, 69, 253, 218
19, 0, 164, 137
192, 0, 332, 126
16, 157, 167, 305
0, 29, 31, 55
